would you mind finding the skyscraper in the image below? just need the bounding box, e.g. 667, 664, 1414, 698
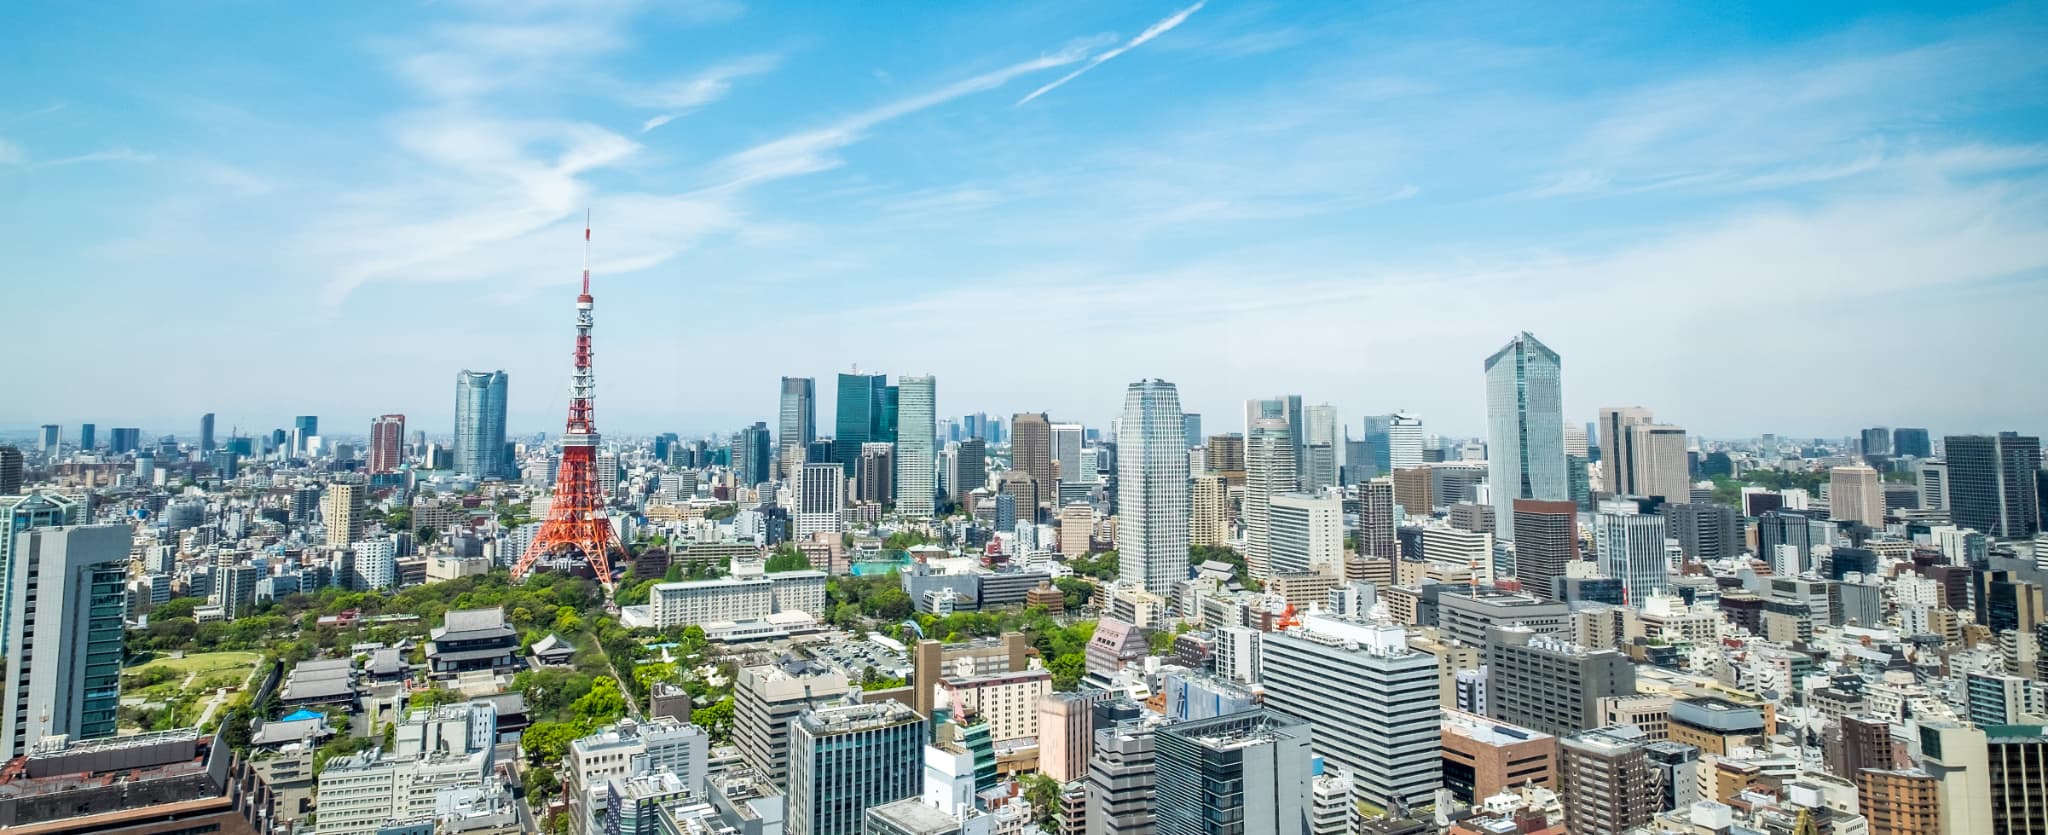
1269, 492, 1343, 576
1118, 380, 1189, 596
454, 370, 509, 479
1, 524, 130, 759
1831, 464, 1884, 526
1051, 422, 1086, 485
1243, 418, 1297, 579
324, 481, 365, 548
1945, 433, 2042, 539
1190, 474, 1227, 548
1597, 407, 1650, 495
787, 701, 926, 835
1595, 508, 1669, 607
1893, 427, 1932, 459
1154, 709, 1314, 835
1860, 426, 1893, 457
1627, 424, 1690, 500
1011, 412, 1054, 517
1357, 477, 1398, 559
1485, 332, 1567, 539
878, 384, 899, 444
0, 447, 21, 496
834, 371, 886, 476
948, 439, 987, 502
735, 422, 773, 488
37, 425, 59, 456
199, 412, 216, 452
0, 493, 82, 661
779, 377, 816, 468
76, 424, 94, 451
294, 415, 319, 453
368, 414, 405, 474
1512, 499, 1579, 601
894, 375, 937, 518
1385, 412, 1425, 472
1304, 404, 1341, 491
1246, 396, 1305, 488
1181, 413, 1202, 450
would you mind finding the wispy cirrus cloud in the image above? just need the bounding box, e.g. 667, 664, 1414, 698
629, 53, 780, 132
1018, 1, 1205, 105
712, 46, 1092, 189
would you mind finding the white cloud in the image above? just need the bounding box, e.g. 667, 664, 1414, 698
710, 47, 1091, 189
0, 138, 23, 165
1018, 1, 1205, 105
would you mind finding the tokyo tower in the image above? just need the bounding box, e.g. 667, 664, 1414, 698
514, 212, 622, 592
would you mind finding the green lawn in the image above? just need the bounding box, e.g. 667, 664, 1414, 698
128, 651, 263, 679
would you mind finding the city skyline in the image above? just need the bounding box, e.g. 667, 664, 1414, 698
6, 3, 2048, 436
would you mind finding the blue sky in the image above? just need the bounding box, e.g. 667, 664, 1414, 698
4, 0, 2047, 443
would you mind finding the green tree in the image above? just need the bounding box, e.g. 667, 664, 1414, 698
1018, 773, 1063, 829
569, 676, 627, 723
1047, 653, 1086, 691
521, 720, 585, 764
691, 696, 735, 744
764, 548, 813, 573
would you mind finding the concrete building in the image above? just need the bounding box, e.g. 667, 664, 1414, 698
1594, 508, 1669, 608
1510, 499, 1578, 601
1038, 691, 1111, 784
1437, 588, 1568, 648
1260, 616, 1440, 808
314, 702, 501, 835
1268, 492, 1343, 576
1085, 712, 1160, 835
1357, 478, 1398, 560
648, 572, 827, 630
1484, 625, 1636, 738
322, 480, 364, 548
934, 668, 1052, 745
1154, 709, 1314, 835
1189, 475, 1226, 549
1440, 709, 1556, 804
1832, 464, 1885, 527
1557, 725, 1656, 835
788, 701, 926, 835
565, 717, 708, 835
1597, 408, 1652, 496
734, 661, 851, 787
1666, 502, 1741, 562
795, 462, 846, 539
1, 524, 128, 759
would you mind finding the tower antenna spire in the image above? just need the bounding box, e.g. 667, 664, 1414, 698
582, 208, 591, 295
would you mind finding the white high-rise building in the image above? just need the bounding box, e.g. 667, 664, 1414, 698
1485, 332, 1568, 540
795, 462, 845, 539
1261, 616, 1441, 809
1595, 507, 1669, 608
1118, 380, 1189, 596
1269, 492, 1344, 576
351, 537, 397, 590
1, 524, 128, 760
1387, 412, 1425, 472
895, 375, 937, 518
1052, 422, 1086, 485
1919, 460, 1950, 511
1244, 418, 1298, 579
1830, 464, 1884, 527
1628, 424, 1691, 501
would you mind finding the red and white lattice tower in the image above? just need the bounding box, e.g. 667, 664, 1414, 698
514, 212, 621, 591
